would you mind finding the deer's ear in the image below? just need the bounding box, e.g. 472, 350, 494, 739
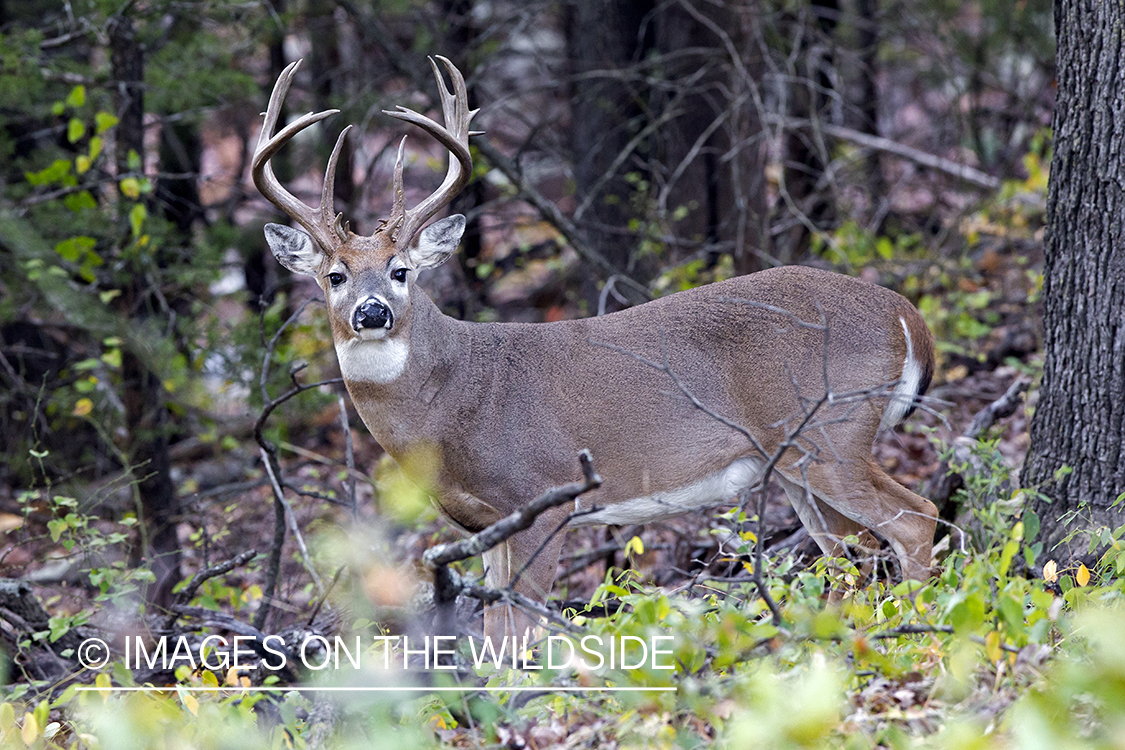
265, 223, 325, 276
410, 214, 465, 270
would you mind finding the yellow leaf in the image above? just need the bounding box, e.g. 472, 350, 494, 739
625, 535, 644, 556
73, 398, 93, 417
225, 667, 241, 687
1076, 563, 1090, 587
985, 631, 1002, 662
201, 670, 218, 688
182, 692, 199, 716
240, 675, 251, 688
76, 155, 91, 175
0, 703, 13, 733
20, 713, 38, 745
1042, 560, 1058, 583
95, 670, 112, 700
119, 177, 141, 199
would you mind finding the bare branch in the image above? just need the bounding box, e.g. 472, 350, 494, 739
423, 451, 602, 570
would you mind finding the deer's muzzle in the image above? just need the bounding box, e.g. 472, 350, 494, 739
354, 298, 393, 331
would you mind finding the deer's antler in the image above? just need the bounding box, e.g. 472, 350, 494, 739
252, 59, 351, 255
383, 56, 481, 248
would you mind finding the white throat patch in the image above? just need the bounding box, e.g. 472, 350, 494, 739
335, 337, 409, 384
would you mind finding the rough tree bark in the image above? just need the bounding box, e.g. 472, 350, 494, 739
110, 13, 182, 605
1022, 0, 1125, 559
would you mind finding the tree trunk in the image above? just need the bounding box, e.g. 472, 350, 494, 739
1022, 0, 1125, 561
565, 0, 655, 290
652, 3, 770, 275
110, 14, 182, 606
776, 0, 839, 262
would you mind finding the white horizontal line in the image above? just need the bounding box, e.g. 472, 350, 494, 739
75, 685, 676, 693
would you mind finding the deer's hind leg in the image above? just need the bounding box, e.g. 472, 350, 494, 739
799, 458, 937, 582
777, 473, 881, 600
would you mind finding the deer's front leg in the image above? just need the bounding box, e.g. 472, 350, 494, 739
481, 506, 570, 641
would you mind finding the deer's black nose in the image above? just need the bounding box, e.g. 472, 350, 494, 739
354, 298, 393, 331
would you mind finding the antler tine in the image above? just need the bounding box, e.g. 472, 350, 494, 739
381, 56, 479, 247
388, 135, 408, 233
252, 58, 348, 255
323, 125, 353, 241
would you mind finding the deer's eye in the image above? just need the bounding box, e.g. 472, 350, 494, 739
327, 272, 345, 287
391, 268, 408, 283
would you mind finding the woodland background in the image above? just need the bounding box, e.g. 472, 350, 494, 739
1, 0, 1124, 748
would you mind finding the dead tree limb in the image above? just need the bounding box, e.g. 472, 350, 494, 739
422, 451, 602, 570
764, 115, 1001, 190
159, 550, 258, 631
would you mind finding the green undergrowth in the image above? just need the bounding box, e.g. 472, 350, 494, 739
5, 439, 1125, 749
5, 516, 1125, 749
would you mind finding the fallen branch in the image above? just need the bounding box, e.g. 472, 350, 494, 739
764, 115, 1001, 190
160, 549, 258, 631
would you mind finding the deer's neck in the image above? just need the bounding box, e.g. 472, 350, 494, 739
337, 291, 467, 453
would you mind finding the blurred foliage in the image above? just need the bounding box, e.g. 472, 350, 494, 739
3, 453, 1125, 748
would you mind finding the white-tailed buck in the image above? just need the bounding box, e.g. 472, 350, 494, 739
254, 57, 938, 639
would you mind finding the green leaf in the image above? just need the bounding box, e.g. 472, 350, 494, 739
65, 85, 86, 108
130, 202, 147, 237
876, 236, 894, 260
47, 519, 67, 543
55, 236, 96, 263
67, 117, 85, 144
949, 591, 985, 633
26, 159, 72, 186
95, 111, 119, 134
999, 539, 1019, 577
1023, 508, 1040, 542
64, 191, 97, 212
47, 616, 70, 643
120, 177, 141, 199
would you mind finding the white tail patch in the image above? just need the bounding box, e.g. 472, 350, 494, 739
336, 337, 409, 383
880, 317, 922, 431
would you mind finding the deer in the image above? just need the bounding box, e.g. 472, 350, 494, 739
252, 57, 939, 640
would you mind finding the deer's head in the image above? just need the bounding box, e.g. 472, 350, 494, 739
253, 57, 478, 351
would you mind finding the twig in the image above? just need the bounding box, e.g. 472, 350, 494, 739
422, 452, 602, 635
159, 550, 258, 631
926, 377, 1030, 510
307, 566, 346, 627
338, 396, 358, 518
261, 447, 325, 595
473, 139, 652, 304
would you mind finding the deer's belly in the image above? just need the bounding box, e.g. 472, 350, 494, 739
571, 456, 765, 526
